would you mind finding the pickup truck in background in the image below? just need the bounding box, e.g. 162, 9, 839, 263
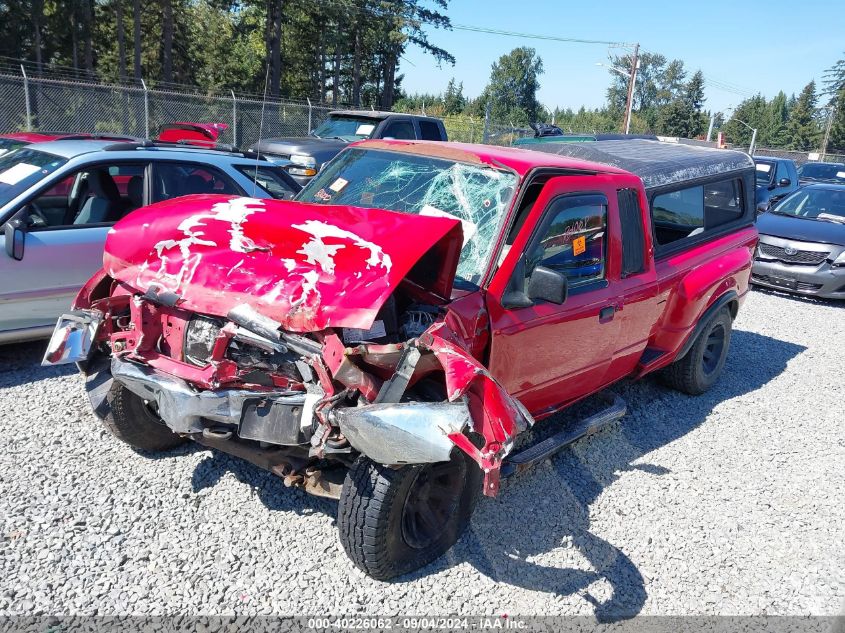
44, 139, 757, 580
250, 110, 448, 185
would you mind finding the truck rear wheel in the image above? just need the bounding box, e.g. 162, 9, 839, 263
102, 384, 186, 452
337, 452, 481, 580
661, 307, 732, 395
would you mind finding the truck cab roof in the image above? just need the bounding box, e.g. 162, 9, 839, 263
526, 139, 754, 190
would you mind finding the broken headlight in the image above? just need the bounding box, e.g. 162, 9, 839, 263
183, 315, 223, 366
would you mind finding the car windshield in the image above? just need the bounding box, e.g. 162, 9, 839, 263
798, 163, 845, 183
770, 187, 845, 223
296, 147, 518, 285
0, 148, 68, 208
0, 138, 29, 157
311, 116, 380, 141
755, 162, 773, 184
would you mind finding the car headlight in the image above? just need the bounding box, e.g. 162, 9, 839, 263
184, 315, 224, 366
289, 154, 317, 177
832, 251, 845, 267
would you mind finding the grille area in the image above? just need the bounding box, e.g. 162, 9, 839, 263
759, 243, 829, 265
751, 274, 823, 291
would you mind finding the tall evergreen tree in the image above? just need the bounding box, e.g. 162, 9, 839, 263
762, 91, 789, 147
482, 47, 544, 124
786, 81, 821, 150
443, 77, 465, 115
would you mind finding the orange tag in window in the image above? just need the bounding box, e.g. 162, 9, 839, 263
573, 235, 586, 256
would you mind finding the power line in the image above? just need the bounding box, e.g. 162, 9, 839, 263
450, 24, 635, 49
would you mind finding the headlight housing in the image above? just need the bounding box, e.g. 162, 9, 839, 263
832, 251, 845, 267
183, 315, 224, 366
289, 154, 317, 177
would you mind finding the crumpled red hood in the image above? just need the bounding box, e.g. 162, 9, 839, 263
104, 195, 463, 331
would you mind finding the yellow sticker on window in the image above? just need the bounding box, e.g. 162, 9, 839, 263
573, 235, 586, 256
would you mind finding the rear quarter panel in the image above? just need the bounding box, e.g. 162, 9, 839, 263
648, 226, 758, 365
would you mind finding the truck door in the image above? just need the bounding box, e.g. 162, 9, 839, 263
486, 175, 624, 417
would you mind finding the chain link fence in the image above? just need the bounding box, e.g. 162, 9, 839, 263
0, 69, 341, 148
752, 146, 845, 166
0, 67, 532, 148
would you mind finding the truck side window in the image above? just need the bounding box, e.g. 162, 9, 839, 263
418, 120, 442, 141
617, 188, 646, 275
382, 121, 415, 140
527, 194, 607, 288
652, 178, 745, 247
704, 179, 743, 228
652, 186, 704, 245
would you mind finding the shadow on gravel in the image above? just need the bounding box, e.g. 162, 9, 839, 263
190, 449, 337, 517
0, 340, 76, 388
406, 329, 807, 620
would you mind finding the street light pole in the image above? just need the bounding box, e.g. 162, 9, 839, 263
724, 109, 757, 155
821, 104, 836, 161
622, 43, 639, 135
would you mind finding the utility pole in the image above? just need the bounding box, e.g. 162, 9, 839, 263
821, 104, 836, 162
622, 43, 639, 135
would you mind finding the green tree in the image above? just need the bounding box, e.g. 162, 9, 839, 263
822, 52, 845, 101
443, 77, 465, 115
825, 88, 845, 152
482, 46, 544, 124
786, 81, 821, 150
656, 70, 706, 138
722, 95, 767, 148
761, 91, 789, 147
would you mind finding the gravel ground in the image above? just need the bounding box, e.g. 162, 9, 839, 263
0, 288, 843, 618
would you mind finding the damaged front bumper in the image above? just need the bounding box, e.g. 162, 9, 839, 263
110, 357, 472, 465
110, 357, 313, 441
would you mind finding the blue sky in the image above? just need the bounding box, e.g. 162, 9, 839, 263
399, 0, 845, 115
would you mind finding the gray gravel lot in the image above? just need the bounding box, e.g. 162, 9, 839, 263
0, 288, 842, 618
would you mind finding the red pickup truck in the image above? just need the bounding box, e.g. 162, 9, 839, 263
43, 139, 757, 579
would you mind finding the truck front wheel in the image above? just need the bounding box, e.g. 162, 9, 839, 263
661, 307, 733, 395
102, 384, 186, 452
337, 452, 481, 580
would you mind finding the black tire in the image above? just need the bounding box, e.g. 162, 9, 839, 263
660, 307, 732, 395
337, 451, 482, 580
102, 383, 186, 452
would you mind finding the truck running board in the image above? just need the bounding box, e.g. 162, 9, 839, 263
501, 394, 627, 478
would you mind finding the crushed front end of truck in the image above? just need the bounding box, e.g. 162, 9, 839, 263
44, 195, 532, 500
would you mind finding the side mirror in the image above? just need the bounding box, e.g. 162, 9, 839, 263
778, 178, 791, 187
4, 220, 25, 260
527, 266, 568, 304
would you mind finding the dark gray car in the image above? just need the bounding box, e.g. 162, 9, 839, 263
751, 183, 845, 299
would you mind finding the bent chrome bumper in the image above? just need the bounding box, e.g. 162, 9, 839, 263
110, 357, 311, 441
332, 401, 470, 464
42, 310, 102, 366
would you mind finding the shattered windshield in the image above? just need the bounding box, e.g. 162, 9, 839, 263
296, 147, 518, 285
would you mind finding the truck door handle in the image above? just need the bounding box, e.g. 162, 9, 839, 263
599, 306, 616, 321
